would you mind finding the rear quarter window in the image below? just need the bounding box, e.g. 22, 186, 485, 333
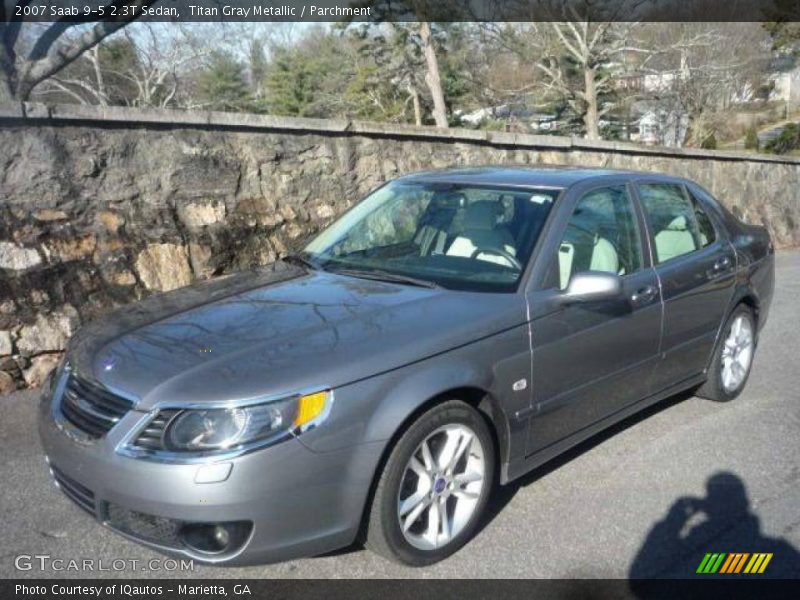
638, 183, 704, 264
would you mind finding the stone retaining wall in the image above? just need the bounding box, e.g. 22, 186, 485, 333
1, 103, 798, 393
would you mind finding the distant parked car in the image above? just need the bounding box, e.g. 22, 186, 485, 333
40, 167, 774, 566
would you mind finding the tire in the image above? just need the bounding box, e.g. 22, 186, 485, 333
697, 304, 756, 402
365, 400, 495, 566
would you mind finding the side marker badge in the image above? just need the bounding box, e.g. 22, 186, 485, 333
512, 379, 527, 392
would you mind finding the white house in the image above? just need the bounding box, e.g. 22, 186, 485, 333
630, 107, 689, 147
771, 67, 800, 108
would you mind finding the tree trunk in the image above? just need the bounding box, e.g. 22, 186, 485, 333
8, 4, 152, 101
89, 46, 106, 103
0, 46, 14, 99
686, 114, 709, 147
0, 67, 15, 100
419, 22, 448, 129
583, 66, 600, 140
409, 84, 422, 126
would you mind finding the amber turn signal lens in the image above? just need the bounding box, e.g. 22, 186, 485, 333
293, 391, 330, 428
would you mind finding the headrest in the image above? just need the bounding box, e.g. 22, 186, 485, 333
665, 215, 688, 231
463, 201, 498, 231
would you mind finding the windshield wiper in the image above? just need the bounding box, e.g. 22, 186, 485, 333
327, 266, 440, 289
282, 254, 322, 271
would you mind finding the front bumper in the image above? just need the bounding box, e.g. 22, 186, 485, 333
38, 387, 382, 565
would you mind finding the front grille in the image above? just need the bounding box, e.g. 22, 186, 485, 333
133, 409, 180, 450
51, 466, 96, 515
104, 502, 182, 549
60, 373, 134, 438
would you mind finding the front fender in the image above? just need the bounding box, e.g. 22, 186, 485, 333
365, 359, 493, 442
302, 357, 490, 454
297, 324, 532, 483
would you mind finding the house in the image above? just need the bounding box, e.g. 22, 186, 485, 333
629, 105, 689, 147
615, 70, 685, 94
771, 67, 800, 109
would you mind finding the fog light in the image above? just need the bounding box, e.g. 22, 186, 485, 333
213, 525, 229, 548
179, 521, 251, 555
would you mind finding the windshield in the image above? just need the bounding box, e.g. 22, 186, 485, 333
302, 180, 560, 292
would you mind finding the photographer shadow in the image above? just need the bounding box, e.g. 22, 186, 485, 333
629, 471, 800, 580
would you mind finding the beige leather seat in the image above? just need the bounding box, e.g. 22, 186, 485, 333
558, 236, 619, 289
415, 194, 464, 256
447, 201, 517, 267
655, 215, 696, 262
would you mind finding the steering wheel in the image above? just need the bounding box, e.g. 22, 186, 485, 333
470, 247, 523, 270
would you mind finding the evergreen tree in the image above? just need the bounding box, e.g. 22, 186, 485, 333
196, 51, 251, 112
745, 126, 760, 150
701, 132, 718, 150
765, 123, 800, 154
264, 46, 317, 116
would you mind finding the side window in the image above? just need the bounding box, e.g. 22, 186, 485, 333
638, 184, 705, 264
557, 185, 643, 289
687, 190, 717, 248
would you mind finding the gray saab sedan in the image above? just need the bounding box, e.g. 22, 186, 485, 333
39, 167, 774, 566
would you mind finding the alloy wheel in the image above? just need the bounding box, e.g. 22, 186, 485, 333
396, 424, 486, 551
720, 314, 754, 393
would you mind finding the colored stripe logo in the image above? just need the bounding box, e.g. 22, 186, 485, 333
696, 552, 773, 574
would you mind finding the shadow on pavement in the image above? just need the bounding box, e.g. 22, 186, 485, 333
629, 471, 800, 581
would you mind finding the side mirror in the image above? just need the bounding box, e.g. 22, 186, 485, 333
557, 271, 623, 305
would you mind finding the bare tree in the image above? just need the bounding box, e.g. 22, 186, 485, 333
35, 23, 209, 108
418, 21, 447, 127
357, 22, 436, 126
349, 0, 451, 128
35, 44, 111, 105
638, 22, 771, 146
487, 21, 650, 137
120, 25, 206, 107
0, 0, 158, 101
480, 0, 656, 138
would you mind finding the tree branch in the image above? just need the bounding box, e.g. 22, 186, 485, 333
16, 0, 159, 100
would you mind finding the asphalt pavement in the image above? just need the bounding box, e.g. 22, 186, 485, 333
2, 251, 799, 579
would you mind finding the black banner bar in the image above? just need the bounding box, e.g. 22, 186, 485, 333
4, 579, 800, 600
5, 0, 800, 23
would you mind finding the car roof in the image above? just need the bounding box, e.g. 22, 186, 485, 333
396, 166, 682, 189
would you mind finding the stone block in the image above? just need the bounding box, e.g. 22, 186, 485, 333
135, 243, 193, 292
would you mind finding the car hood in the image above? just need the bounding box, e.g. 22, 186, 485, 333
67, 263, 526, 409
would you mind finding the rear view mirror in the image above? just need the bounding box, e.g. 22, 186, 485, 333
558, 271, 622, 304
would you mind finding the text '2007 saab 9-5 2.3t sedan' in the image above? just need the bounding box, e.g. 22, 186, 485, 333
40, 167, 774, 566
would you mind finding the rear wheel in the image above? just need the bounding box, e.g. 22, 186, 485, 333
365, 400, 495, 566
697, 305, 756, 402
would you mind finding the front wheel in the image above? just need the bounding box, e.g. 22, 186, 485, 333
697, 305, 756, 402
365, 400, 495, 566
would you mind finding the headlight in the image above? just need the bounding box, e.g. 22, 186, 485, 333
126, 390, 332, 457
166, 407, 254, 451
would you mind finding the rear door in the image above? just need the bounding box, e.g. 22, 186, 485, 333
525, 180, 662, 454
634, 181, 736, 392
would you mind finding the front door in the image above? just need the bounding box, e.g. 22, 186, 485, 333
526, 182, 662, 455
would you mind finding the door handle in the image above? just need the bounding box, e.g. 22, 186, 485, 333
713, 256, 733, 272
708, 255, 734, 279
630, 285, 657, 305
